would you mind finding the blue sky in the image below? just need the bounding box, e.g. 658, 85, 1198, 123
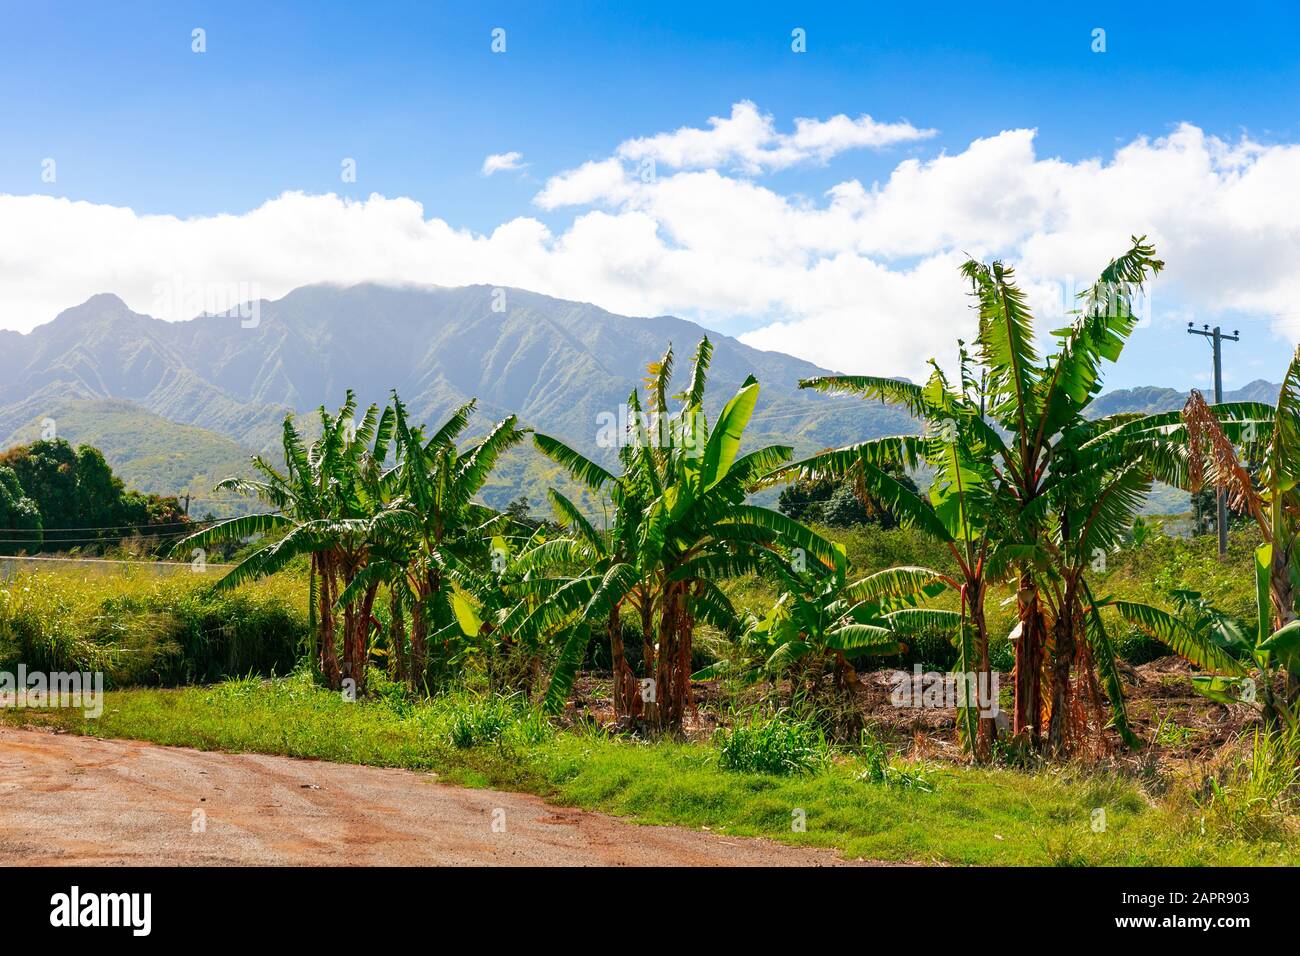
2, 1, 1299, 391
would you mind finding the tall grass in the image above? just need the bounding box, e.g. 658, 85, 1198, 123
714, 711, 829, 776
0, 567, 306, 686
1197, 725, 1300, 840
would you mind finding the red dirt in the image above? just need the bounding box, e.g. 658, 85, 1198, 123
0, 727, 861, 866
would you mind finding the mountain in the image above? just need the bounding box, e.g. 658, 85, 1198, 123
1090, 380, 1280, 418
1, 283, 1277, 517
0, 284, 918, 511
1088, 379, 1281, 517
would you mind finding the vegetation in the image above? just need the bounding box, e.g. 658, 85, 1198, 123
777, 462, 918, 528
0, 565, 303, 686
0, 438, 191, 554
0, 465, 42, 549
1, 398, 258, 512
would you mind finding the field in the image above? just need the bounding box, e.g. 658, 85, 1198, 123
3, 524, 1297, 866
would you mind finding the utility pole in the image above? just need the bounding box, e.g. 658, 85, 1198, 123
1187, 322, 1241, 557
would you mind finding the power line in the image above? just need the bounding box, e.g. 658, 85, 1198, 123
0, 555, 233, 570
0, 530, 202, 544
0, 517, 218, 534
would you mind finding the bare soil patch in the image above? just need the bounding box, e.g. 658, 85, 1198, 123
0, 726, 861, 866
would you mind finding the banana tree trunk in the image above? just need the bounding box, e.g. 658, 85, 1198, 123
609, 604, 640, 726
318, 560, 341, 690
389, 589, 407, 684
654, 582, 690, 735
640, 591, 657, 728
409, 594, 428, 691
341, 581, 378, 698
968, 580, 996, 762
1014, 574, 1046, 747
1046, 581, 1079, 757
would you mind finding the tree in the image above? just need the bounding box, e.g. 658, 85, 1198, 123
178, 393, 393, 693
777, 462, 918, 528
0, 438, 189, 553
959, 237, 1167, 754
375, 395, 527, 690
532, 338, 843, 734
0, 466, 42, 555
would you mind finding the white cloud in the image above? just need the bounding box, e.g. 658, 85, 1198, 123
534, 158, 632, 210
613, 100, 935, 174
481, 151, 527, 176
3, 109, 1300, 384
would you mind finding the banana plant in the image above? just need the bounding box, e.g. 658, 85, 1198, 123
1157, 349, 1300, 720
958, 237, 1168, 753
176, 391, 392, 692
351, 393, 527, 691
696, 558, 959, 706
531, 337, 845, 733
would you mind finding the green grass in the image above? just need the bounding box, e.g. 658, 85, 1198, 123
4, 674, 1296, 866
714, 712, 829, 776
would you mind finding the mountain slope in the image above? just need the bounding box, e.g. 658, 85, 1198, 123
0, 399, 256, 516
0, 284, 919, 510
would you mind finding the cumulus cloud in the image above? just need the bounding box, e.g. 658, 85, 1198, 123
613, 100, 935, 174
2, 108, 1299, 383
533, 158, 632, 210
481, 151, 527, 175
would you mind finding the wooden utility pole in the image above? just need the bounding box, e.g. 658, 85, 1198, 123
1187, 322, 1241, 557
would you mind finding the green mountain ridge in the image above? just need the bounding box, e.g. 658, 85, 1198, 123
1, 283, 1273, 518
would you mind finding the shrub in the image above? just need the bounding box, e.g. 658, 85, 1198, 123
857, 731, 933, 791
443, 693, 553, 749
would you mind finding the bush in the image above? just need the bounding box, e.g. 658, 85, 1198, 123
857, 731, 933, 791
714, 712, 828, 776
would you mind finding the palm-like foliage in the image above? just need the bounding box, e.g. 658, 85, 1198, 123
533, 338, 843, 733
176, 392, 392, 691
366, 395, 527, 691
1176, 349, 1300, 717
698, 559, 957, 696
959, 237, 1168, 753
786, 352, 1006, 758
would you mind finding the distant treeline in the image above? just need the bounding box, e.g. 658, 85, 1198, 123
0, 439, 191, 555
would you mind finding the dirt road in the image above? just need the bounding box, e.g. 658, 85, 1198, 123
0, 727, 855, 866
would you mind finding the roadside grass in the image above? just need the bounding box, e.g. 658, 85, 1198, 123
4, 675, 1295, 866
